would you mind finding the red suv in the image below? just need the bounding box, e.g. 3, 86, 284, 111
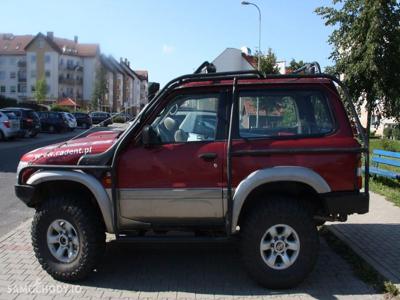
15, 66, 369, 289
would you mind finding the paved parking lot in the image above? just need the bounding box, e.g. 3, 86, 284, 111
0, 220, 382, 300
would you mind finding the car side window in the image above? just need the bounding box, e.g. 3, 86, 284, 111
238, 90, 334, 138
151, 94, 219, 144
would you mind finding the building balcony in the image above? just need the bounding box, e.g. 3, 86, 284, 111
18, 75, 27, 82
59, 77, 83, 85
59, 64, 83, 71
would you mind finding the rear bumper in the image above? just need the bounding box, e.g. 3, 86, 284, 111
15, 184, 36, 207
3, 128, 20, 138
321, 191, 369, 215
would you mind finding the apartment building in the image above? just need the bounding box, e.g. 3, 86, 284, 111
134, 70, 148, 108
99, 55, 145, 113
0, 34, 33, 101
120, 58, 141, 114
25, 32, 99, 105
0, 32, 149, 112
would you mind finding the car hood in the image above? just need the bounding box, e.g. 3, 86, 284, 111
21, 131, 120, 165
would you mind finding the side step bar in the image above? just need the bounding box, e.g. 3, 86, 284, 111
115, 235, 233, 243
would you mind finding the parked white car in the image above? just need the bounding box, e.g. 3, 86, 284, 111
61, 112, 77, 131
0, 111, 20, 140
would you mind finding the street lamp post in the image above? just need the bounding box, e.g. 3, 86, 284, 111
241, 1, 261, 70
241, 1, 262, 128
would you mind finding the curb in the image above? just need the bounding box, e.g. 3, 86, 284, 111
328, 225, 400, 289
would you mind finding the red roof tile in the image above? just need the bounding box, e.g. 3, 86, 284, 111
134, 70, 148, 81
0, 34, 34, 55
53, 37, 99, 57
242, 53, 257, 69
58, 98, 79, 107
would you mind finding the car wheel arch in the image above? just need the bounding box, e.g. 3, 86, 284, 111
231, 166, 331, 233
27, 170, 114, 233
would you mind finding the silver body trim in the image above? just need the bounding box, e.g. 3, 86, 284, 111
231, 166, 331, 233
118, 188, 223, 221
27, 170, 114, 233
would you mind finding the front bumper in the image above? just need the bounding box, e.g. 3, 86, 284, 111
321, 191, 369, 215
15, 184, 36, 207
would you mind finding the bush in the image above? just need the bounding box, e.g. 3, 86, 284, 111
113, 116, 125, 123
383, 127, 393, 139
0, 95, 17, 108
369, 130, 377, 138
393, 126, 400, 140
50, 105, 71, 112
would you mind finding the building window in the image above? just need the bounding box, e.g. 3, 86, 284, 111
45, 54, 51, 64
31, 85, 36, 92
0, 71, 5, 80
31, 55, 36, 63
60, 58, 64, 66
38, 40, 44, 49
10, 86, 16, 93
31, 70, 36, 78
45, 70, 51, 77
18, 84, 27, 93
10, 72, 16, 79
0, 86, 5, 93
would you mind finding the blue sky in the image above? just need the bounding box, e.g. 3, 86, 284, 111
2, 0, 334, 85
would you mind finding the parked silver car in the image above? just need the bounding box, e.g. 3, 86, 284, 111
61, 112, 77, 131
0, 111, 20, 140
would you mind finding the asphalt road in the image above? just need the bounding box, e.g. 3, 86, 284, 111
0, 129, 93, 237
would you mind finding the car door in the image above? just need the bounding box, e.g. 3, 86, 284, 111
116, 92, 226, 226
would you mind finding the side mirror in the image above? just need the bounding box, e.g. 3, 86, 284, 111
142, 125, 160, 147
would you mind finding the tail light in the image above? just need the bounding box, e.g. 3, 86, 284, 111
3, 120, 10, 128
356, 156, 362, 189
26, 118, 33, 123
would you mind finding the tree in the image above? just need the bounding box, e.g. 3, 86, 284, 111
256, 48, 280, 74
35, 77, 47, 104
316, 0, 400, 139
91, 65, 108, 110
323, 65, 339, 77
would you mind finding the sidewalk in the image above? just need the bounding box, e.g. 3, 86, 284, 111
0, 220, 381, 299
328, 192, 400, 287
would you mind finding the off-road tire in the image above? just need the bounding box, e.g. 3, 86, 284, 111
240, 196, 319, 289
32, 195, 105, 282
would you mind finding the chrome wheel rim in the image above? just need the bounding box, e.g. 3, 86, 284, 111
47, 219, 80, 263
259, 224, 300, 270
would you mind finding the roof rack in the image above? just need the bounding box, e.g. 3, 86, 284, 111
194, 61, 217, 74
292, 61, 322, 74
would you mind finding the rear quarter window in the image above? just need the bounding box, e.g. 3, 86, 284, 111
237, 90, 334, 138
